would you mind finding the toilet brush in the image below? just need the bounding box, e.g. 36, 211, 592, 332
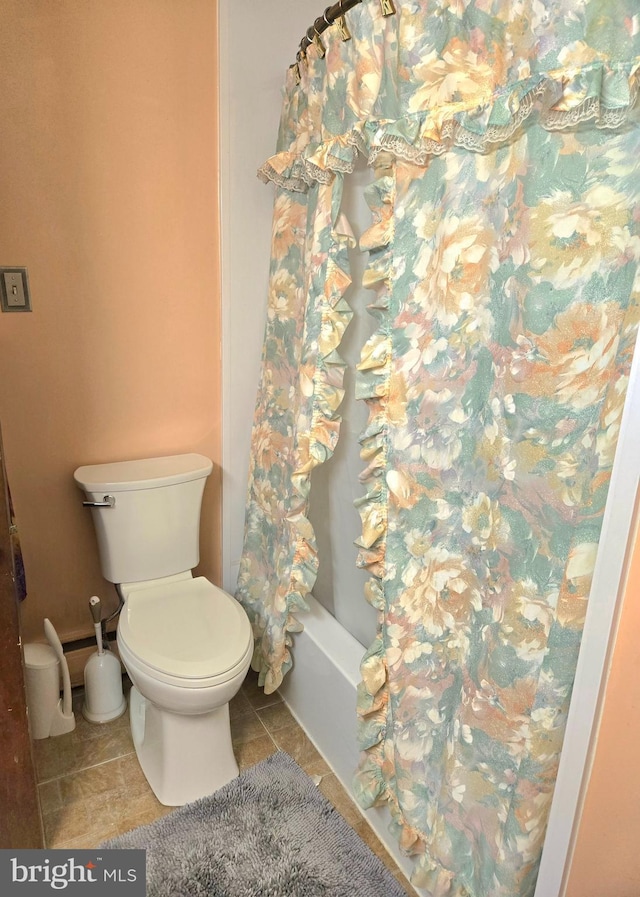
82, 595, 127, 723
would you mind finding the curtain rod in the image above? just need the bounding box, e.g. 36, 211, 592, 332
292, 0, 396, 78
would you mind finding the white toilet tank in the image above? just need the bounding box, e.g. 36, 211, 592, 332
73, 454, 214, 584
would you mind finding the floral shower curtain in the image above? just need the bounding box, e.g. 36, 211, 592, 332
236, 1, 640, 894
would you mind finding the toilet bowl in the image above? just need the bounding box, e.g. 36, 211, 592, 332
117, 573, 252, 806
73, 454, 254, 806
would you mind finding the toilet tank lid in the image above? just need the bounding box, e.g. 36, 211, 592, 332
73, 454, 213, 493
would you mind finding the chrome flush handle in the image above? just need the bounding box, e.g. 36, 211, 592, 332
82, 495, 116, 508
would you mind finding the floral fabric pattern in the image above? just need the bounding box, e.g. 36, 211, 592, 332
237, 177, 355, 693
236, 1, 640, 893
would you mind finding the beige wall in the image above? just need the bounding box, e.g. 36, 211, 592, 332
0, 1, 221, 651
565, 511, 640, 897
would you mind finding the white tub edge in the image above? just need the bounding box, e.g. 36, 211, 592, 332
278, 594, 423, 893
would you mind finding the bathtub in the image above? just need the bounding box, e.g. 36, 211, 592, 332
278, 593, 420, 889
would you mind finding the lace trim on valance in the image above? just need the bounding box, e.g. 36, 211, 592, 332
258, 59, 640, 192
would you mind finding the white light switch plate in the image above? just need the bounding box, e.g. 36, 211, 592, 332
0, 268, 31, 312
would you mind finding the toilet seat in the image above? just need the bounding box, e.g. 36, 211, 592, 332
118, 576, 253, 685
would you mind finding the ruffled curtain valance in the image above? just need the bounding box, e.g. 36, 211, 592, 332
236, 2, 640, 894
259, 1, 639, 191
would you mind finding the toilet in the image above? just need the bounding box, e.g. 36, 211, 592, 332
73, 453, 253, 806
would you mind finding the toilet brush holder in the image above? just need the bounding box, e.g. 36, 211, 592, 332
82, 596, 127, 723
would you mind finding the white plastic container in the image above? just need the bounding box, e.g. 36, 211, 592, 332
23, 640, 76, 739
23, 619, 75, 739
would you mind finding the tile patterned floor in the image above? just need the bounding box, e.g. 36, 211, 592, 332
34, 670, 414, 895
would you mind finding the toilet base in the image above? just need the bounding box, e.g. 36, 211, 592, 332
129, 686, 239, 806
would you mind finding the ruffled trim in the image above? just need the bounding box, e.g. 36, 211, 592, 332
350, 153, 455, 892
251, 516, 315, 695
351, 148, 394, 822
258, 132, 363, 192
258, 59, 640, 191
349, 152, 484, 897
374, 59, 640, 165
254, 192, 356, 695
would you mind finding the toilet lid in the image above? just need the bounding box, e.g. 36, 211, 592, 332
118, 577, 253, 680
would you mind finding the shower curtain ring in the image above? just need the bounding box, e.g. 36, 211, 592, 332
339, 19, 352, 40
308, 24, 326, 58
323, 7, 333, 26
336, 0, 352, 41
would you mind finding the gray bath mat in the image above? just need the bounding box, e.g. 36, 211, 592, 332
101, 750, 408, 896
